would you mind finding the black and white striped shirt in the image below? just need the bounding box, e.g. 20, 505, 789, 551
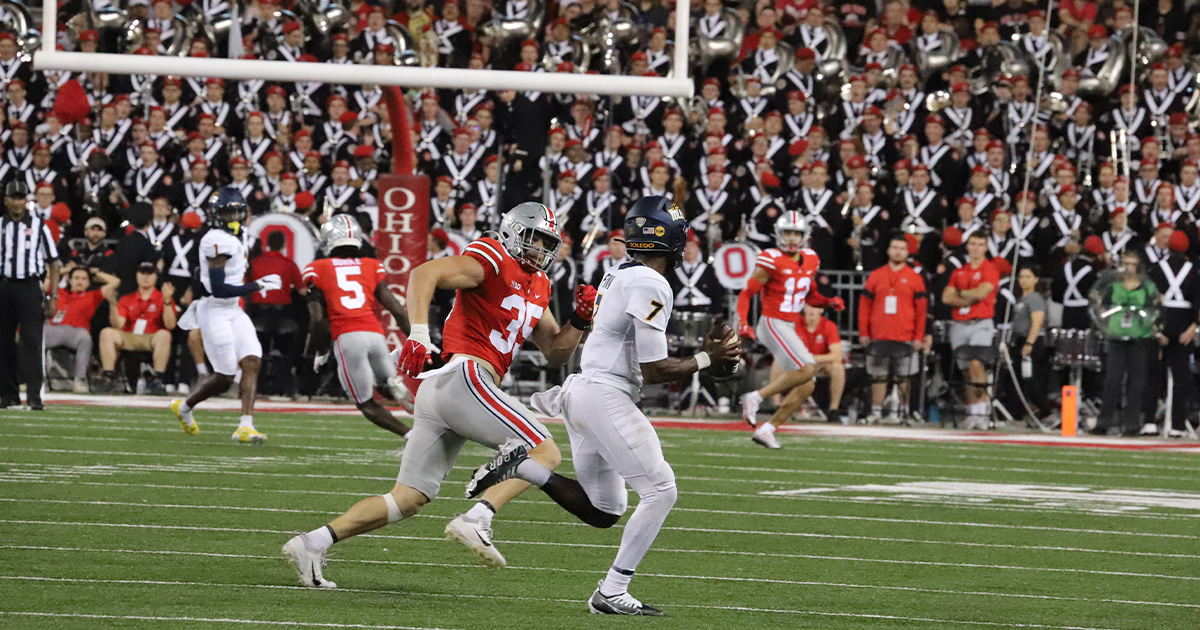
0, 214, 58, 280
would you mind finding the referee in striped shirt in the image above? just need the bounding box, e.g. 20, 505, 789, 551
0, 181, 60, 410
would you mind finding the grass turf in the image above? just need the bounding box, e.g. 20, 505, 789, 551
0, 404, 1197, 629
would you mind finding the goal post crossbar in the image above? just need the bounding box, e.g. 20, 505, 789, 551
35, 0, 695, 98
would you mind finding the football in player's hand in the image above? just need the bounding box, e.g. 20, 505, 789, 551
705, 323, 743, 380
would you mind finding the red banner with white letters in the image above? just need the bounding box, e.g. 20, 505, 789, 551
375, 173, 430, 351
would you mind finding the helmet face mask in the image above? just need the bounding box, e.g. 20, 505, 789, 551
499, 202, 561, 273
774, 211, 809, 254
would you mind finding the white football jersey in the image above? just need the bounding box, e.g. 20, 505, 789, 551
199, 229, 249, 306
579, 260, 674, 396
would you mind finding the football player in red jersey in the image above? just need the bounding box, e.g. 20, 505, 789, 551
283, 203, 597, 588
737, 211, 845, 448
303, 215, 412, 438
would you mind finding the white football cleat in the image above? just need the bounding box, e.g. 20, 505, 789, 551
751, 424, 781, 449
445, 514, 506, 568
741, 391, 762, 427
1139, 422, 1159, 436
282, 534, 337, 589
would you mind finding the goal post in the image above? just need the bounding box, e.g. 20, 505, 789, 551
34, 0, 695, 98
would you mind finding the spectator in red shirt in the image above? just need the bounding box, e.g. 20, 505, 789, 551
98, 263, 177, 394
941, 233, 1000, 428
859, 234, 928, 423
795, 304, 847, 423
249, 231, 306, 306
45, 267, 120, 392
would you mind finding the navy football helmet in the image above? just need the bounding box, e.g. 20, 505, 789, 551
623, 195, 690, 268
207, 187, 248, 235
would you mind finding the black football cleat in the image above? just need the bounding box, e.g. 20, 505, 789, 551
465, 440, 528, 499
587, 581, 664, 616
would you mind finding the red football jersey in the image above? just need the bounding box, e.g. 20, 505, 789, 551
948, 259, 1000, 321
443, 237, 551, 378
754, 247, 821, 322
302, 257, 386, 340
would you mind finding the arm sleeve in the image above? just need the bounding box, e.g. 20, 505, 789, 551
41, 224, 59, 261
736, 276, 764, 324
301, 263, 318, 286
208, 265, 260, 298
806, 287, 835, 308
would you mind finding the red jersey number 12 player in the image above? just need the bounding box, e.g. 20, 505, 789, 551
736, 211, 844, 448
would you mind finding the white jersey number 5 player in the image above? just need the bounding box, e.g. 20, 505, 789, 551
466, 196, 742, 615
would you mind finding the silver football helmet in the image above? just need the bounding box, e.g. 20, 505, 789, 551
498, 201, 562, 272
775, 211, 809, 254
320, 214, 363, 253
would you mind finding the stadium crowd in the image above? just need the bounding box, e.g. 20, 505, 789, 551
1, 0, 1199, 434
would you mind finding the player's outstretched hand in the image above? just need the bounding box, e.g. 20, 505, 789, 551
828, 297, 846, 312
256, 274, 282, 293
737, 322, 756, 341
574, 284, 597, 322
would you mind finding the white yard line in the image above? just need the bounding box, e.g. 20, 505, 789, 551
0, 611, 457, 630
0, 554, 1195, 611
2, 494, 1191, 541
0, 517, 1193, 565
0, 578, 1135, 629
7, 443, 1200, 490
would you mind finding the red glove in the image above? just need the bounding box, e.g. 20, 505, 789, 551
828, 297, 845, 312
738, 322, 756, 340
397, 338, 429, 378
574, 284, 597, 322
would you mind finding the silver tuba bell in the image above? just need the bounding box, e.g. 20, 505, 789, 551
913, 28, 960, 83
968, 42, 1030, 95
1120, 25, 1168, 82
730, 40, 794, 99
542, 34, 593, 73
0, 0, 41, 63
580, 2, 640, 74
689, 6, 743, 77
1075, 37, 1126, 99
482, 0, 547, 65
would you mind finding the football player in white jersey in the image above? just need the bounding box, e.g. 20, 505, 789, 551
465, 196, 741, 615
170, 188, 282, 443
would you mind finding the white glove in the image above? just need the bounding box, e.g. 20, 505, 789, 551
313, 351, 330, 372
255, 274, 283, 293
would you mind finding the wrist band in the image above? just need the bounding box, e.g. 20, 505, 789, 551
569, 312, 592, 331
694, 351, 711, 370
409, 323, 432, 348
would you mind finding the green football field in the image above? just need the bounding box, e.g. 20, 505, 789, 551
0, 401, 1197, 630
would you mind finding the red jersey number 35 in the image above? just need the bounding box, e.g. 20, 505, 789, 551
489, 294, 544, 358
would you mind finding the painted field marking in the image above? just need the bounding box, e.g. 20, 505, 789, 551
0, 577, 1133, 629
1, 517, 1194, 566
1, 494, 1191, 542
0, 611, 458, 630
0, 550, 1195, 609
